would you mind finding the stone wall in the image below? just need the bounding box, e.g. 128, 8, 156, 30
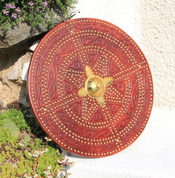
0, 6, 75, 110
0, 34, 46, 109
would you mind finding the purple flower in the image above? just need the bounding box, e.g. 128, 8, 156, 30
15, 7, 21, 13
43, 1, 48, 7
3, 9, 9, 16
11, 4, 16, 9
6, 3, 12, 8
12, 13, 17, 19
6, 3, 16, 9
29, 1, 34, 6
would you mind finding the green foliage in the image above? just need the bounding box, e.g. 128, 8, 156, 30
36, 146, 62, 177
0, 127, 63, 177
4, 145, 9, 151
10, 147, 15, 154
3, 119, 20, 140
0, 0, 77, 31
0, 162, 15, 177
0, 109, 28, 131
14, 152, 19, 158
0, 127, 15, 147
6, 151, 12, 159
20, 133, 31, 147
0, 153, 6, 163
34, 138, 43, 149
25, 150, 32, 159
0, 109, 66, 177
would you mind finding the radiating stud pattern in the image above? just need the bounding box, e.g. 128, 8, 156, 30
28, 18, 153, 158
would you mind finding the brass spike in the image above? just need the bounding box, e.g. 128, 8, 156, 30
78, 88, 87, 97
85, 65, 94, 78
97, 96, 105, 107
103, 77, 113, 87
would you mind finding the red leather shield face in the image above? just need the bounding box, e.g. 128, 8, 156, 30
28, 18, 153, 157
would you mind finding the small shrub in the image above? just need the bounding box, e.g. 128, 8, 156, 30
0, 109, 28, 131
5, 145, 9, 151
10, 148, 15, 154
0, 0, 77, 31
6, 151, 11, 159
3, 119, 20, 140
20, 134, 31, 147
0, 109, 70, 177
14, 152, 19, 158
25, 150, 32, 159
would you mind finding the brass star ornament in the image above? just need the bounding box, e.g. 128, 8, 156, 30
78, 66, 113, 107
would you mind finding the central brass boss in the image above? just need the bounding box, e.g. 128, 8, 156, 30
86, 76, 104, 97
78, 66, 113, 107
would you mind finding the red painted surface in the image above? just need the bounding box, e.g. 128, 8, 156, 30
28, 18, 153, 157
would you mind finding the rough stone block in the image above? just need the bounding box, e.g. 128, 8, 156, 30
6, 58, 21, 80
29, 40, 41, 52
22, 62, 30, 81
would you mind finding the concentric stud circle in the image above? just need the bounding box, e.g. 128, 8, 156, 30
27, 18, 154, 158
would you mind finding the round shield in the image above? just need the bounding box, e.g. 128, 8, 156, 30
28, 18, 153, 157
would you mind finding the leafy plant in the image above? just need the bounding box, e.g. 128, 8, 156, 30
0, 0, 77, 31
0, 109, 28, 131
0, 126, 64, 177
0, 108, 74, 177
20, 133, 31, 147
3, 119, 20, 141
